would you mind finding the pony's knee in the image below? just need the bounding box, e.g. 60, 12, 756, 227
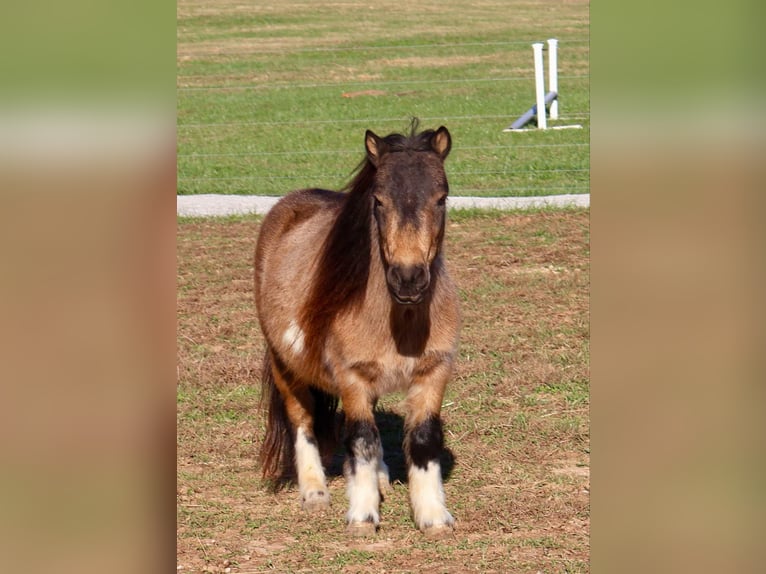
344, 418, 382, 467
406, 415, 444, 469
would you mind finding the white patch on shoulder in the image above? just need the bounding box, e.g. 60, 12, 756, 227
282, 319, 305, 355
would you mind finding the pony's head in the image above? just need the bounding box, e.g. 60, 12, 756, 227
364, 124, 452, 305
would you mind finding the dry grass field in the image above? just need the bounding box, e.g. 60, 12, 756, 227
177, 208, 589, 573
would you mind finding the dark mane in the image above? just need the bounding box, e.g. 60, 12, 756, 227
300, 121, 439, 368
298, 146, 374, 370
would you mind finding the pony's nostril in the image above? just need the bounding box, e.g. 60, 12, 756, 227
408, 267, 428, 290
386, 266, 401, 289
387, 265, 429, 302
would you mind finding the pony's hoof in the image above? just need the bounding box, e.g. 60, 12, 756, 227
301, 490, 330, 512
346, 520, 377, 537
422, 523, 454, 539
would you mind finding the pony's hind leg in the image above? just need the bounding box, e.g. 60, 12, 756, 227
294, 423, 330, 512
268, 353, 331, 512
377, 450, 391, 493
370, 398, 391, 493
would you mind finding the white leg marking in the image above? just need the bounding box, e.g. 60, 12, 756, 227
282, 319, 305, 355
295, 427, 329, 511
346, 458, 381, 525
409, 461, 454, 532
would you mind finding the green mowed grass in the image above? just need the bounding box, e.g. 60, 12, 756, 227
178, 0, 590, 197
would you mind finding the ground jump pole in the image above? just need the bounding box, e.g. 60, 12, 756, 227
547, 38, 558, 120
504, 39, 581, 132
532, 42, 546, 129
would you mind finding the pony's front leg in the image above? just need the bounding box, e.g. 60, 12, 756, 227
404, 365, 455, 537
342, 398, 383, 536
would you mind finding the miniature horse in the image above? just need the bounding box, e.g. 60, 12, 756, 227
254, 123, 460, 537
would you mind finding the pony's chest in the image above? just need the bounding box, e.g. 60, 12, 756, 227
326, 340, 422, 395
372, 353, 419, 394
350, 345, 452, 396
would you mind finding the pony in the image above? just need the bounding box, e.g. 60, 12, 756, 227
253, 121, 460, 537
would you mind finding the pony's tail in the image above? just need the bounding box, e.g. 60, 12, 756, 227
259, 349, 295, 490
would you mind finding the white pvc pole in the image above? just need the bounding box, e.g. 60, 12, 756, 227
547, 38, 559, 120
532, 42, 546, 129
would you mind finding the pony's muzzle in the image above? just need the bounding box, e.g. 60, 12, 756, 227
386, 264, 430, 304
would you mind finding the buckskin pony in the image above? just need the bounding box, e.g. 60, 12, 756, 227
254, 122, 460, 537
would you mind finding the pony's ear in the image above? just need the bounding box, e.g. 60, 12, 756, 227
431, 126, 451, 159
365, 130, 385, 167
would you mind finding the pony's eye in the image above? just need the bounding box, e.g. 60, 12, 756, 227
373, 196, 383, 209
436, 195, 447, 207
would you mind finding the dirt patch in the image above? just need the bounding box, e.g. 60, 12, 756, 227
369, 54, 505, 70
341, 89, 388, 98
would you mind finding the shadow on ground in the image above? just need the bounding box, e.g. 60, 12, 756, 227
327, 408, 456, 484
